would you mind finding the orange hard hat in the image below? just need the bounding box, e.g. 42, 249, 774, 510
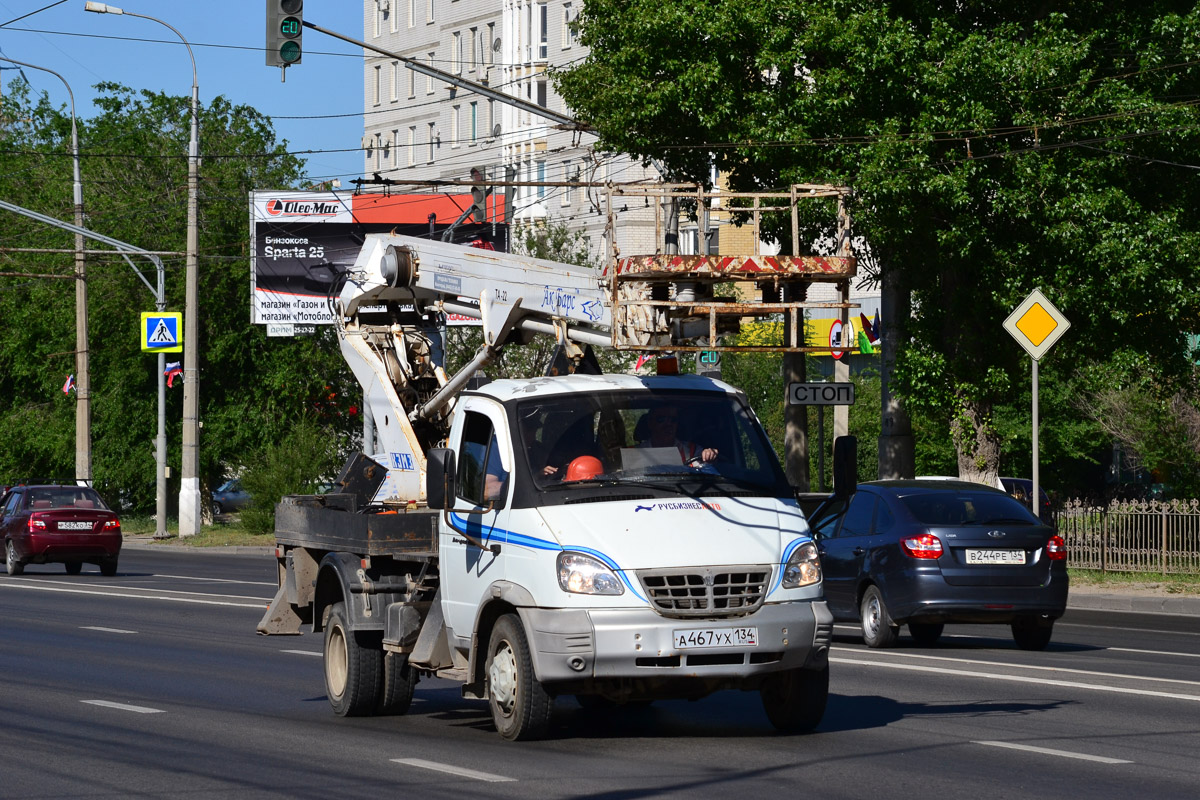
565, 455, 603, 482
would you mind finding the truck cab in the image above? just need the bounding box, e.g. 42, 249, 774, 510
426, 373, 831, 738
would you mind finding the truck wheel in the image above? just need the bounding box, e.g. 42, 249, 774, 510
323, 602, 383, 716
1012, 619, 1054, 651
376, 652, 417, 716
908, 622, 944, 646
761, 664, 828, 733
486, 614, 553, 741
860, 586, 899, 648
6, 540, 24, 576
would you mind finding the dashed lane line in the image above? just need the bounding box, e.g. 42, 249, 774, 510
391, 758, 516, 783
80, 626, 136, 634
82, 700, 165, 714
0, 581, 267, 608
975, 740, 1132, 764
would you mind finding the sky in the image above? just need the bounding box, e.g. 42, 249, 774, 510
0, 0, 366, 184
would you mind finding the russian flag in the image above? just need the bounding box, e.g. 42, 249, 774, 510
165, 362, 183, 388
62, 374, 75, 394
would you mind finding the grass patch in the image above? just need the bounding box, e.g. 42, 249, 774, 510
1069, 569, 1200, 596
122, 515, 275, 548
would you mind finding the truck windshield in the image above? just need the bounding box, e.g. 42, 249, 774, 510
515, 390, 789, 495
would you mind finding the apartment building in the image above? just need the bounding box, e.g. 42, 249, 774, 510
360, 0, 661, 261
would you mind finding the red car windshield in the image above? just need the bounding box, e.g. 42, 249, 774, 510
23, 488, 107, 511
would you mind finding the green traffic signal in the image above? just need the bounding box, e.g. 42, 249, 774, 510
280, 40, 301, 64
281, 17, 300, 38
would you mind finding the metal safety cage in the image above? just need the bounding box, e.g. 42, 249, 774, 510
603, 184, 859, 353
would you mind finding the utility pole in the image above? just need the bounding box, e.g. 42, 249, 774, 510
0, 57, 90, 485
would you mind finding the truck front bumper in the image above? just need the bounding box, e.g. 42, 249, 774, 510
519, 600, 832, 686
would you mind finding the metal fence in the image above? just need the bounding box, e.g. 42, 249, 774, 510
1056, 498, 1200, 574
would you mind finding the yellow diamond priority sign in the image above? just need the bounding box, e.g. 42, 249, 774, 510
1003, 289, 1069, 360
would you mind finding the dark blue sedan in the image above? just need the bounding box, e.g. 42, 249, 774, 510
809, 480, 1068, 650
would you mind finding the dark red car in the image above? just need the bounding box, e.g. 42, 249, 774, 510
2, 485, 121, 576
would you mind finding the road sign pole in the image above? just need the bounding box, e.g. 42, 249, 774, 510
1032, 358, 1040, 521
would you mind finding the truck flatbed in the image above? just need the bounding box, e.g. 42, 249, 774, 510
273, 495, 438, 557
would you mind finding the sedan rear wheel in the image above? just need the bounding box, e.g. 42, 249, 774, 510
99, 557, 118, 577
860, 586, 899, 648
1012, 619, 1054, 651
5, 539, 23, 576
908, 622, 944, 647
64, 562, 83, 575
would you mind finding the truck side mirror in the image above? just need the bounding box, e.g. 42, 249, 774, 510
832, 435, 858, 501
426, 448, 456, 510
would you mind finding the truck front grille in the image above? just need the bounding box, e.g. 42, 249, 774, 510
637, 566, 770, 618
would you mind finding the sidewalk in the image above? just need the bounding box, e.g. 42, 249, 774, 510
1066, 582, 1200, 617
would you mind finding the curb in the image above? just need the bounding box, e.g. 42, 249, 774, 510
121, 537, 273, 556
1066, 592, 1200, 617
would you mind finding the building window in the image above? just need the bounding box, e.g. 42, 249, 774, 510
536, 160, 546, 199
373, 65, 381, 106
375, 133, 384, 171
374, 3, 381, 37
390, 62, 398, 102
562, 3, 575, 49
487, 23, 496, 65
427, 0, 435, 24
392, 129, 400, 167
561, 161, 572, 206
426, 53, 435, 94
488, 99, 496, 138
538, 3, 548, 60
408, 0, 414, 28
451, 32, 461, 74
468, 27, 478, 73
470, 102, 478, 144
427, 122, 436, 162
536, 79, 547, 108
408, 65, 416, 98
451, 106, 460, 149
407, 126, 416, 166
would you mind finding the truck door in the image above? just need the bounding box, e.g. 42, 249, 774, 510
440, 406, 512, 646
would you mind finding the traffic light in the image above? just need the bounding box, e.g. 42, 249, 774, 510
469, 166, 489, 223
266, 0, 303, 68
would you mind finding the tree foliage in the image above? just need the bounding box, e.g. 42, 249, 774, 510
557, 1, 1200, 486
0, 81, 358, 511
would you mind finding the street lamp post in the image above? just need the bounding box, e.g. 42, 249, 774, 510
85, 2, 202, 536
0, 57, 91, 488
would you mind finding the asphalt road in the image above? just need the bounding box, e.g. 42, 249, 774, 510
1, 547, 1198, 799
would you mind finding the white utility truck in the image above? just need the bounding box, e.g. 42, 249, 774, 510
257, 186, 858, 739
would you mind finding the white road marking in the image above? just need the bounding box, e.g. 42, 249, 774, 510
1108, 646, 1200, 659
81, 626, 136, 634
975, 740, 1132, 764
153, 573, 277, 587
830, 656, 1200, 702
82, 700, 165, 714
864, 650, 1200, 689
391, 758, 516, 783
0, 581, 267, 608
281, 649, 322, 657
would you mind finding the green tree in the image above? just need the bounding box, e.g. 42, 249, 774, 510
0, 82, 357, 512
556, 1, 1200, 487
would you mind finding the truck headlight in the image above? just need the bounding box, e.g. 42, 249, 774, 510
782, 541, 821, 589
557, 552, 624, 596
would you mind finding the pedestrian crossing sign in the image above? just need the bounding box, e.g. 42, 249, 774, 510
141, 312, 183, 353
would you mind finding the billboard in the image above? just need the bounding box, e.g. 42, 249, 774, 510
250, 190, 507, 328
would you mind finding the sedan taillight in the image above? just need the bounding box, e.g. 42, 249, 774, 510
103, 518, 121, 531
901, 533, 943, 559
28, 515, 46, 532
1046, 534, 1067, 561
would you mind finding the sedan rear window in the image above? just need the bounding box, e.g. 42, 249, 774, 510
23, 488, 107, 511
899, 490, 1037, 526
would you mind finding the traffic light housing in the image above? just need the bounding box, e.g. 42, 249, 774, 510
469, 166, 489, 223
266, 0, 303, 67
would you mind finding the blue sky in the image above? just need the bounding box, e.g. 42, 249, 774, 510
0, 0, 365, 183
